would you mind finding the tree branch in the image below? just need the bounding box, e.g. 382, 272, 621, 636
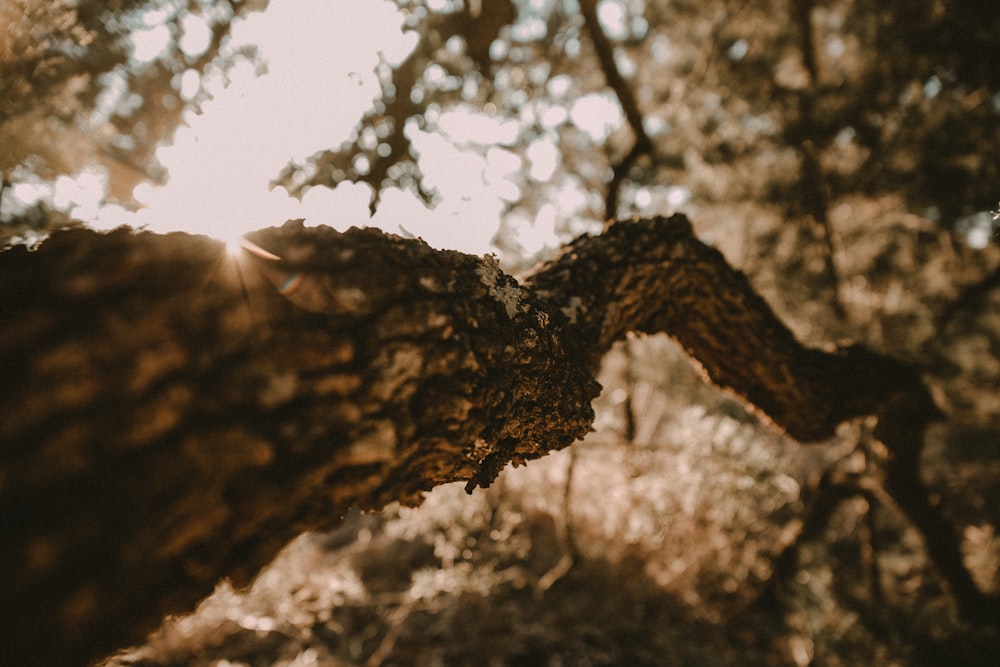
578, 0, 653, 219
0, 215, 984, 665
528, 216, 929, 441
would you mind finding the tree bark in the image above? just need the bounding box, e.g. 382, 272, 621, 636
0, 214, 986, 665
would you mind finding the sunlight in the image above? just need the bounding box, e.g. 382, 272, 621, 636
132, 0, 395, 238
596, 0, 629, 41
526, 139, 558, 181
4, 0, 578, 259
10, 180, 52, 206
53, 177, 102, 221
82, 1, 414, 249
571, 93, 622, 142
131, 23, 171, 63
98, 0, 512, 256
178, 13, 212, 58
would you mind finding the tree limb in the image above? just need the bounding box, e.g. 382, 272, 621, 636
0, 214, 984, 665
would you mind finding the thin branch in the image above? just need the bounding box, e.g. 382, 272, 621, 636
792, 0, 819, 82
607, 140, 649, 221
365, 599, 418, 667
863, 496, 886, 606
535, 448, 579, 594
578, 0, 653, 219
765, 470, 865, 595
790, 0, 846, 317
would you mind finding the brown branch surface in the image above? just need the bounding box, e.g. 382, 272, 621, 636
0, 215, 984, 665
528, 216, 928, 442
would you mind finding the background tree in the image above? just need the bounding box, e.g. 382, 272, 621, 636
2, 0, 1000, 665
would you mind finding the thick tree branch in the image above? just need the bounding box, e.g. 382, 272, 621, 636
1, 221, 598, 665
528, 216, 929, 442
0, 214, 985, 665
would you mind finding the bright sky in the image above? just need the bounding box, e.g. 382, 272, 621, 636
115, 0, 490, 250
11, 1, 992, 254
36, 0, 543, 256
13, 0, 638, 257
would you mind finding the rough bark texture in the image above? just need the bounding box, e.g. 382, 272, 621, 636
526, 216, 931, 443
0, 214, 985, 665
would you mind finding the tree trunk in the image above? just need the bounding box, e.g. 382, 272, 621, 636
0, 215, 987, 665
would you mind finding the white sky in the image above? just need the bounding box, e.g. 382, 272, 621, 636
78, 0, 547, 256
109, 0, 452, 248
18, 1, 991, 254
14, 0, 635, 257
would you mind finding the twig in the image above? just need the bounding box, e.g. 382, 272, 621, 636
365, 598, 417, 667
578, 0, 653, 219
791, 0, 846, 317
535, 448, 579, 594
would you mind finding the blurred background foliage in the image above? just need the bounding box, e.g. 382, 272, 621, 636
4, 0, 1000, 664
1, 0, 263, 228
